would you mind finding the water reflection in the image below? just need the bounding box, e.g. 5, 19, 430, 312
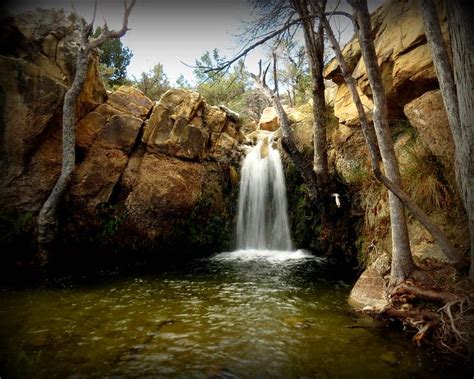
0, 252, 471, 378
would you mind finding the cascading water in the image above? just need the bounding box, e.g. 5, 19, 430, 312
236, 134, 293, 251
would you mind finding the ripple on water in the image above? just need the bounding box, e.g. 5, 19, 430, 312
0, 253, 471, 378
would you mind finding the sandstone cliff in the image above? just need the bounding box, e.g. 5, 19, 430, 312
321, 0, 468, 309
0, 10, 242, 264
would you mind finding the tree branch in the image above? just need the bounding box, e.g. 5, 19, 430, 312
89, 0, 136, 48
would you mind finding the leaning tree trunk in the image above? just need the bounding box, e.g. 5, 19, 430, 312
420, 0, 474, 280
446, 0, 474, 280
251, 72, 320, 201
348, 0, 414, 287
36, 48, 90, 265
293, 0, 329, 193
320, 14, 460, 265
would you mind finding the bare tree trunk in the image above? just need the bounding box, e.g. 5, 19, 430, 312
36, 49, 89, 264
272, 51, 280, 99
287, 89, 294, 107
36, 0, 136, 265
420, 0, 474, 280
251, 69, 319, 201
321, 14, 460, 266
348, 0, 414, 287
446, 0, 474, 280
292, 0, 329, 193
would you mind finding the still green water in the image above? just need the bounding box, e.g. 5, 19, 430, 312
0, 250, 471, 378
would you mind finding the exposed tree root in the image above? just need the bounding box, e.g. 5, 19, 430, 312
367, 270, 474, 355
390, 282, 463, 304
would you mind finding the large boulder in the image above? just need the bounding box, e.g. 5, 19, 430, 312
348, 255, 390, 312
144, 89, 241, 161
71, 113, 145, 213
0, 57, 66, 176
258, 107, 280, 131
1, 9, 106, 119
125, 153, 204, 240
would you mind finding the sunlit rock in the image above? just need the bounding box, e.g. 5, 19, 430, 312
258, 107, 280, 131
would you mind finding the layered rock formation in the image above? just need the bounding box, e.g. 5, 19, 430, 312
0, 9, 241, 260
324, 0, 449, 126
322, 0, 468, 309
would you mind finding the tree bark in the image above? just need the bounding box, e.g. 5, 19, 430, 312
36, 48, 89, 264
272, 51, 280, 99
446, 0, 474, 281
292, 0, 329, 192
321, 14, 460, 264
420, 0, 474, 280
348, 0, 414, 287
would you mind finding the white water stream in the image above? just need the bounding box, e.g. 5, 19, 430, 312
236, 135, 293, 252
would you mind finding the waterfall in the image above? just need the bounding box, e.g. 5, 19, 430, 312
236, 135, 293, 251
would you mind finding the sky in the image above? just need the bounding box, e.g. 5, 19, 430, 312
5, 0, 384, 85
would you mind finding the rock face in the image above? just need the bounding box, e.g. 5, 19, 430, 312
144, 89, 241, 161
404, 89, 455, 171
322, 0, 469, 308
0, 9, 106, 214
324, 0, 448, 126
0, 9, 241, 261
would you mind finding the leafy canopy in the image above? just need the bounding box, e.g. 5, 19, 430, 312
94, 26, 133, 87
133, 63, 170, 101
193, 48, 250, 110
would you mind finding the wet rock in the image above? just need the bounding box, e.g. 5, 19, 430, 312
27, 334, 51, 349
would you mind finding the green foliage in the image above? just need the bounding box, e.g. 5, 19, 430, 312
95, 203, 129, 237
273, 41, 311, 106
184, 195, 231, 251
0, 211, 34, 246
341, 159, 371, 186
94, 26, 133, 87
133, 63, 170, 100
391, 118, 417, 141
175, 73, 192, 89
284, 162, 321, 252
193, 49, 250, 111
